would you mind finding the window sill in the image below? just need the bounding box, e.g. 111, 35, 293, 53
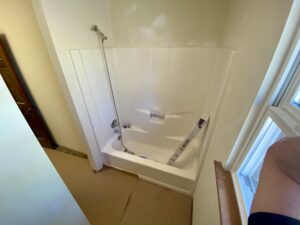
214, 161, 242, 225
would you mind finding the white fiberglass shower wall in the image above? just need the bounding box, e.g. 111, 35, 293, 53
33, 0, 233, 193
107, 48, 233, 165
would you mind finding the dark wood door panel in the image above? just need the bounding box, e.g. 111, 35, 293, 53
0, 66, 31, 104
0, 56, 5, 67
0, 34, 57, 149
23, 108, 55, 148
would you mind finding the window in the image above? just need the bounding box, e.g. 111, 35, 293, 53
283, 69, 300, 121
236, 109, 300, 215
237, 117, 284, 214
280, 41, 300, 121
234, 40, 300, 217
291, 85, 300, 108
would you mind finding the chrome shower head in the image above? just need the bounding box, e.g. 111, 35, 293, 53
90, 25, 98, 32
91, 24, 107, 41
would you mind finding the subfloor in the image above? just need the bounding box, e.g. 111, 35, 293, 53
45, 149, 192, 225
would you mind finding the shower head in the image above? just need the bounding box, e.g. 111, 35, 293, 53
91, 24, 108, 41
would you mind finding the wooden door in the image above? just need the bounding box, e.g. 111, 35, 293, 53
0, 34, 57, 149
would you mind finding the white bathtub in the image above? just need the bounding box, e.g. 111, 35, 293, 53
102, 129, 199, 195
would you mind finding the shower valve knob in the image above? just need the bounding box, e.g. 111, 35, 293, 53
111, 119, 119, 129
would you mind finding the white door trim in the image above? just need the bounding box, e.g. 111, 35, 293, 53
31, 0, 104, 171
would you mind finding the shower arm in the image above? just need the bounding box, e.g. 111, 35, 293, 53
91, 24, 126, 148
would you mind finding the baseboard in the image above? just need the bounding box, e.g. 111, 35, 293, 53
55, 146, 88, 159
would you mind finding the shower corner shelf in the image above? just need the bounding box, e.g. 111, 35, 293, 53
136, 108, 184, 120
165, 115, 183, 119
164, 136, 185, 142
149, 120, 165, 125
122, 125, 148, 134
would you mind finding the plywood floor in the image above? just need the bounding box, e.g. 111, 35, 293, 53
46, 149, 192, 225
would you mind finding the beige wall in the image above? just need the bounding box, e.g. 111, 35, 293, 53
108, 0, 230, 47
0, 0, 87, 153
192, 0, 292, 224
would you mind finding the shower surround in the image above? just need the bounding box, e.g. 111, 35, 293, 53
71, 46, 233, 193
33, 0, 234, 193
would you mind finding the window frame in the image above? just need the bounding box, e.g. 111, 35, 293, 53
231, 106, 300, 224
237, 116, 282, 214
280, 63, 300, 122
236, 107, 300, 215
